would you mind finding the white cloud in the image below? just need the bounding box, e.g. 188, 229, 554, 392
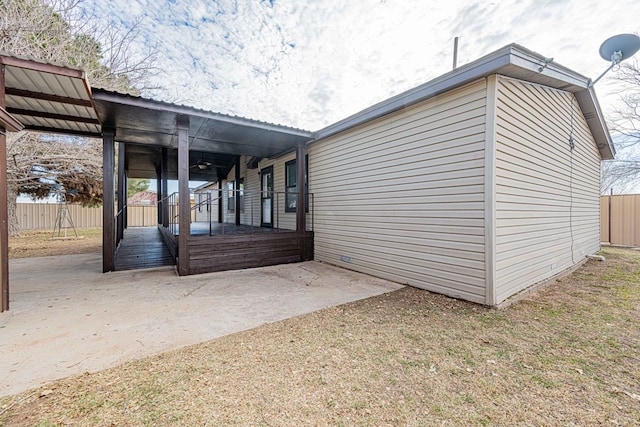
81, 0, 640, 130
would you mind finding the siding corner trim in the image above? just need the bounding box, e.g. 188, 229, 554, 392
484, 75, 499, 306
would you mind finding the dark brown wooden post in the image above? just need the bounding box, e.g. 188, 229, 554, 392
177, 115, 190, 275
117, 142, 125, 242
156, 167, 162, 224
217, 179, 223, 223
161, 147, 169, 227
0, 65, 9, 311
296, 143, 306, 233
102, 127, 115, 272
235, 156, 241, 225
124, 172, 128, 230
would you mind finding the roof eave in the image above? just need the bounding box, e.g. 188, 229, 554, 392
92, 88, 312, 138
312, 44, 615, 160
574, 87, 615, 159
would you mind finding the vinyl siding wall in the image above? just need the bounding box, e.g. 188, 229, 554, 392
222, 159, 261, 226
493, 77, 601, 303
219, 154, 310, 230
256, 153, 297, 230
194, 191, 218, 223
309, 80, 488, 303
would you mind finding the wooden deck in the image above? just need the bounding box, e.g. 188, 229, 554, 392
115, 224, 313, 274
188, 230, 314, 275
114, 227, 175, 271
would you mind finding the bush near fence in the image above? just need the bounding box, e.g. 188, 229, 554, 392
17, 203, 159, 230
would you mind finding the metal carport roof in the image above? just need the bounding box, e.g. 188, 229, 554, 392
0, 52, 100, 137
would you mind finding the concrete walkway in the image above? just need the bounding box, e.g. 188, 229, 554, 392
0, 254, 403, 397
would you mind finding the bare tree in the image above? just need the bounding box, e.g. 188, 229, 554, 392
601, 158, 640, 194
6, 132, 103, 235
1, 0, 161, 94
1, 0, 161, 235
603, 55, 640, 194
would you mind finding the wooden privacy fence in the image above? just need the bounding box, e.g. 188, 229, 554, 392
18, 198, 638, 244
600, 194, 640, 246
17, 203, 159, 230
125, 204, 158, 227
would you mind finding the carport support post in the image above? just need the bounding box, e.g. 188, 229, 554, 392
177, 116, 190, 275
0, 65, 9, 311
102, 127, 116, 272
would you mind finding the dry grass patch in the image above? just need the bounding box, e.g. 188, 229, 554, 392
1, 248, 639, 426
9, 228, 102, 259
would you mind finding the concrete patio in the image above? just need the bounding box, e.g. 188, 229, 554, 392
0, 253, 403, 397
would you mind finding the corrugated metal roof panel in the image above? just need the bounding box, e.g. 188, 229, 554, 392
1, 52, 100, 136
93, 88, 311, 134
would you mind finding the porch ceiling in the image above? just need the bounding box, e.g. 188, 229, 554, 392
92, 89, 312, 179
125, 143, 237, 181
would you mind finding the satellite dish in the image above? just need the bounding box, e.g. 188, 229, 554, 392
590, 33, 640, 87
599, 33, 640, 63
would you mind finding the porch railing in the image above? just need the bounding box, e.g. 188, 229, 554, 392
158, 192, 178, 236
159, 188, 314, 236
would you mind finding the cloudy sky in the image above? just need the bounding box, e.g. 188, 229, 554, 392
79, 0, 640, 131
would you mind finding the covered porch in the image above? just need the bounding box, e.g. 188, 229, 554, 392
92, 89, 315, 275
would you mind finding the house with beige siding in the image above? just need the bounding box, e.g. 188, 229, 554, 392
140, 43, 612, 307
306, 44, 613, 306
0, 43, 613, 312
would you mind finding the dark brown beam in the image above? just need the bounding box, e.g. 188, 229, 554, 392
0, 65, 9, 312
8, 107, 100, 125
0, 55, 85, 79
102, 128, 115, 273
177, 115, 190, 276
0, 107, 23, 132
5, 87, 93, 107
156, 167, 162, 225
235, 156, 241, 226
21, 125, 101, 138
296, 143, 306, 233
